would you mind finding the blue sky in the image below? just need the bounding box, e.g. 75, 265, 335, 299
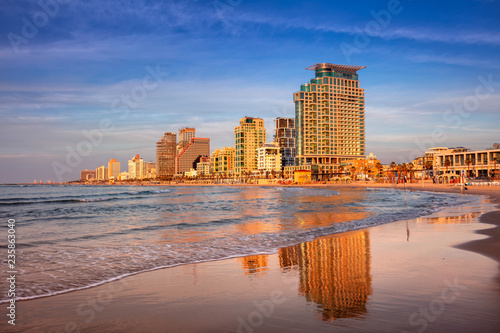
1, 0, 499, 182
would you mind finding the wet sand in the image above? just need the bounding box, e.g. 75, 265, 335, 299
2, 186, 500, 332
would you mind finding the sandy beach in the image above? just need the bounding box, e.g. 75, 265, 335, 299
3, 185, 500, 332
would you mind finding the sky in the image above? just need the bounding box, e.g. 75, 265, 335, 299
0, 0, 499, 183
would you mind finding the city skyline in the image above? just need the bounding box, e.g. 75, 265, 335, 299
1, 0, 499, 183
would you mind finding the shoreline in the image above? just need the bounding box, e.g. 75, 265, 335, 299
3, 185, 500, 332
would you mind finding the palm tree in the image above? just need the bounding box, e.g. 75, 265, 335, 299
350, 166, 356, 179
375, 162, 383, 178
425, 161, 433, 179
390, 162, 396, 183
492, 157, 499, 180
444, 159, 451, 173
407, 163, 415, 183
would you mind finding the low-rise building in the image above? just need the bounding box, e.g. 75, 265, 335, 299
434, 145, 500, 179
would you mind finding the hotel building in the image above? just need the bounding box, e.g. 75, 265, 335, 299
95, 166, 107, 180
434, 144, 500, 179
80, 169, 96, 181
196, 156, 211, 176
176, 137, 210, 174
107, 158, 121, 180
291, 63, 366, 179
274, 117, 296, 169
156, 132, 177, 178
234, 117, 267, 175
257, 142, 282, 173
210, 147, 235, 175
128, 154, 146, 179
177, 127, 196, 154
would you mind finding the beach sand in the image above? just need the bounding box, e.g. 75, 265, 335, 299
3, 185, 500, 332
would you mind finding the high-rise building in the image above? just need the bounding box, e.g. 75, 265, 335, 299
177, 127, 196, 154
176, 137, 210, 174
257, 142, 281, 173
80, 169, 96, 181
128, 154, 146, 179
95, 166, 107, 180
274, 117, 296, 169
146, 161, 156, 179
210, 147, 235, 175
156, 132, 177, 178
108, 158, 121, 180
293, 63, 366, 178
234, 117, 267, 175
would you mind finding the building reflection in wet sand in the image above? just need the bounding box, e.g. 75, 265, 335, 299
279, 231, 372, 321
238, 255, 269, 276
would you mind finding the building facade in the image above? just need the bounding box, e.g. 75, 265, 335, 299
274, 117, 296, 169
95, 166, 107, 180
234, 117, 267, 175
196, 156, 211, 175
80, 169, 96, 181
146, 162, 156, 179
176, 137, 210, 174
128, 154, 146, 179
156, 132, 177, 178
107, 159, 121, 180
293, 63, 366, 178
210, 147, 235, 175
257, 142, 282, 173
177, 127, 196, 154
434, 146, 500, 179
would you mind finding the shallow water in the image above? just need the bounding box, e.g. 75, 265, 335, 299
0, 184, 482, 303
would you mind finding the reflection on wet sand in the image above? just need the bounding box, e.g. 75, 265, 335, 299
418, 212, 481, 225
238, 255, 269, 276
279, 231, 372, 321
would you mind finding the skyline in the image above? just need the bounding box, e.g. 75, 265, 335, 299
1, 0, 499, 183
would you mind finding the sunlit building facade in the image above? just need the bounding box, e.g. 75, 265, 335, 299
257, 142, 281, 173
234, 117, 267, 175
210, 147, 235, 175
107, 158, 121, 180
95, 166, 107, 180
293, 63, 366, 178
128, 154, 146, 179
80, 169, 95, 181
177, 127, 196, 154
156, 132, 177, 178
176, 137, 210, 174
274, 117, 296, 169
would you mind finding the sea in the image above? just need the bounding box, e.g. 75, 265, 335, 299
0, 184, 482, 304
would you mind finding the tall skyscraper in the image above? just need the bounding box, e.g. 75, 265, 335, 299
274, 117, 296, 169
107, 158, 121, 180
294, 63, 366, 177
234, 117, 266, 175
176, 137, 210, 174
156, 132, 177, 178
